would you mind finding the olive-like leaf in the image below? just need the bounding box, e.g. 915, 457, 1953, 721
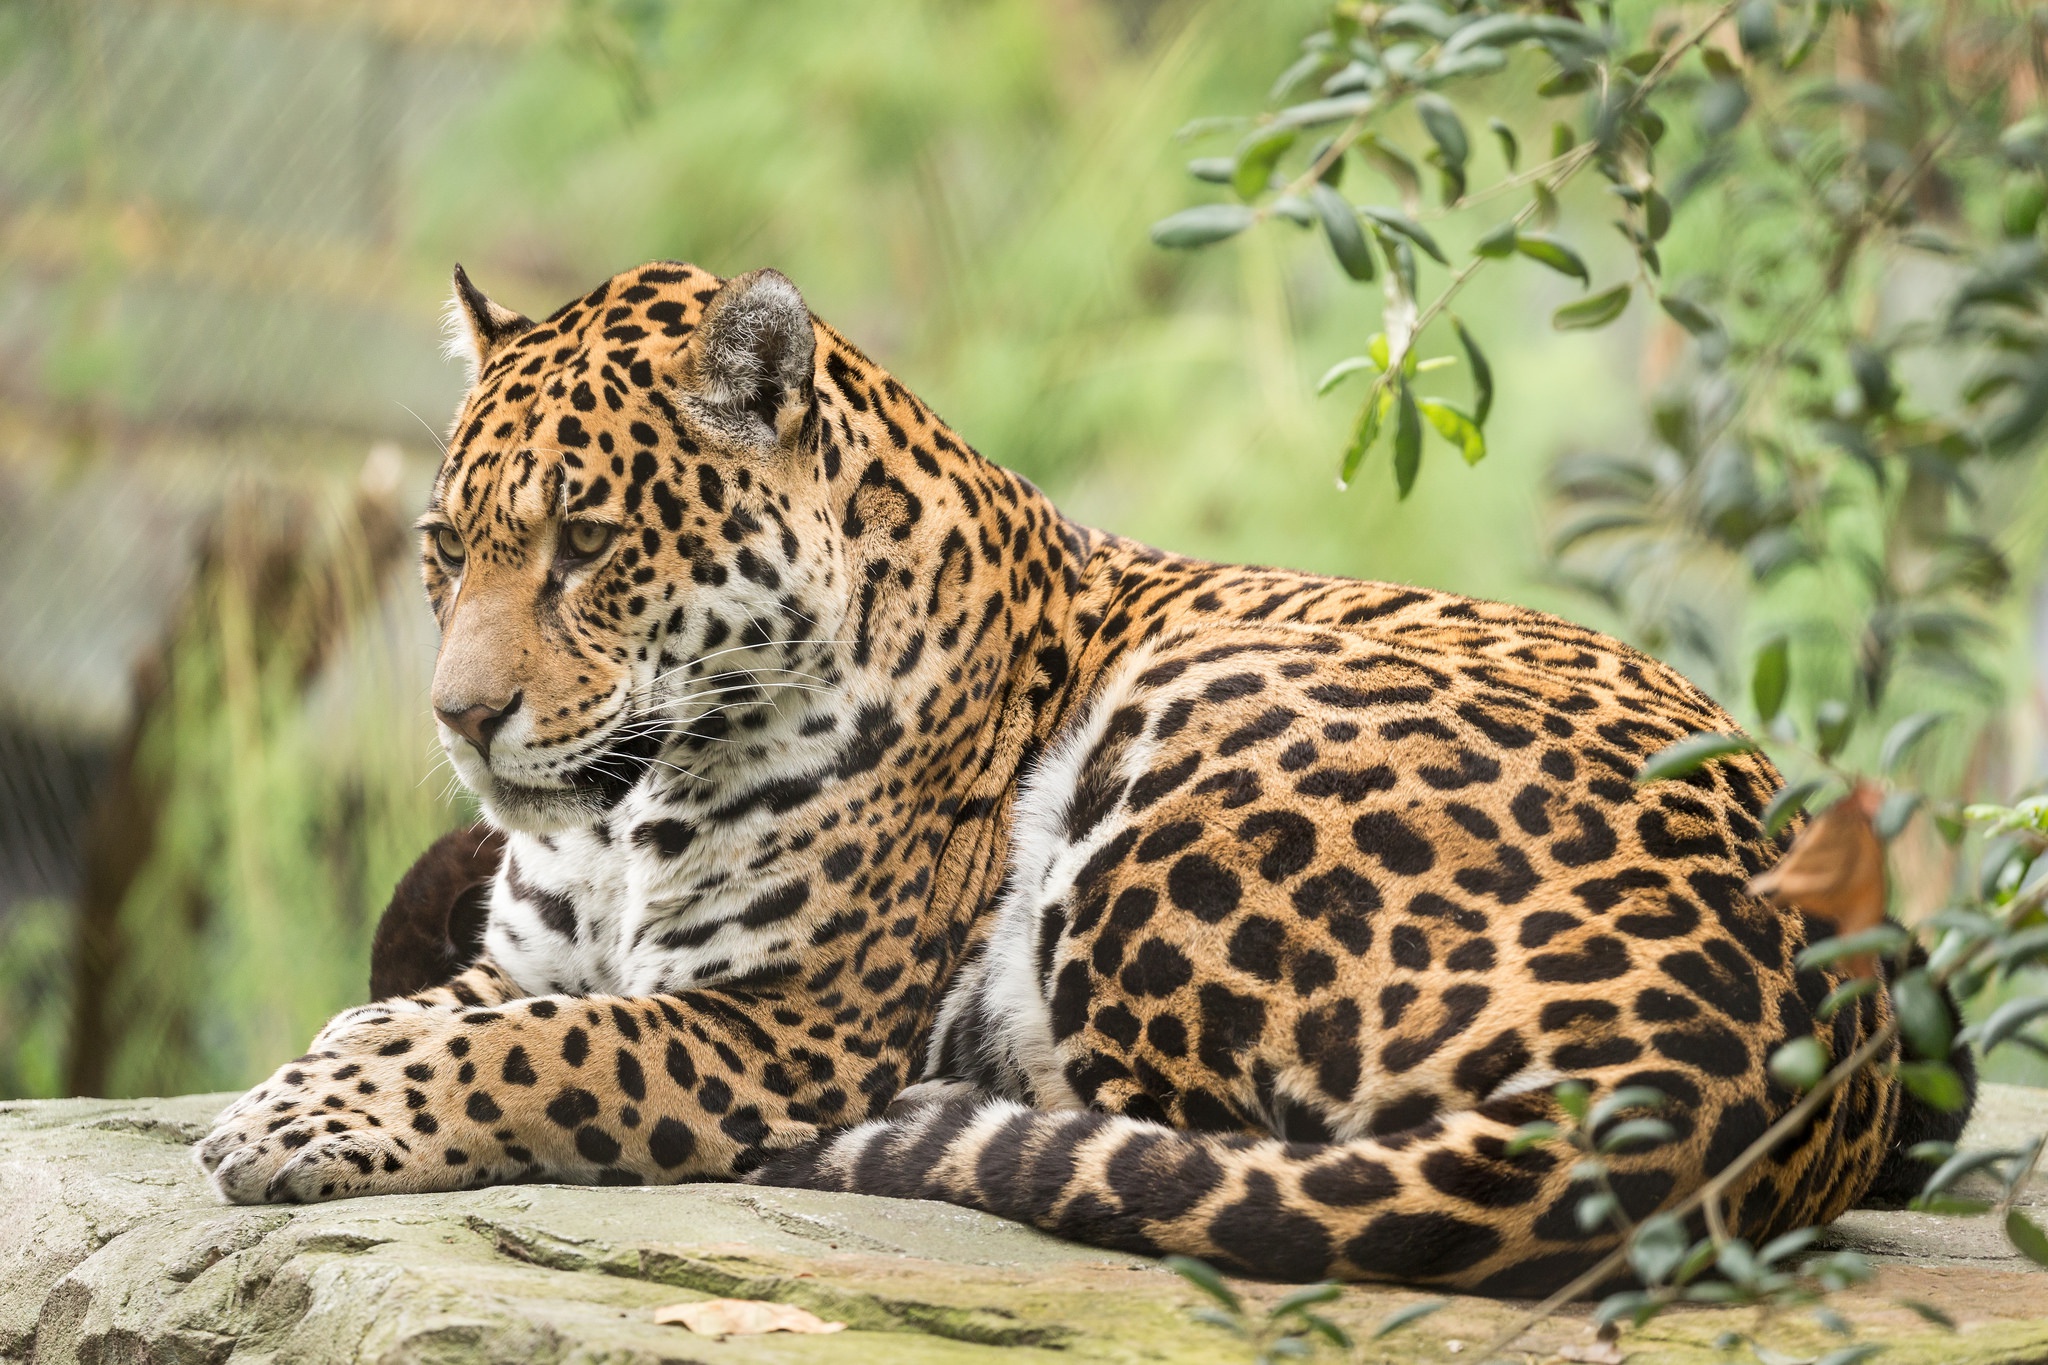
1891, 970, 1955, 1060
1419, 399, 1486, 465
1151, 204, 1257, 249
1474, 221, 1519, 258
1816, 698, 1854, 759
1768, 1037, 1828, 1091
1489, 117, 1518, 169
2007, 1210, 2048, 1267
1416, 93, 1469, 171
1752, 634, 1790, 722
1393, 382, 1423, 498
1361, 207, 1448, 263
1338, 385, 1392, 488
1452, 317, 1493, 427
1554, 284, 1634, 331
1316, 355, 1378, 396
1164, 1255, 1242, 1312
1515, 233, 1591, 283
1879, 711, 1946, 774
1763, 777, 1826, 837
1896, 1062, 1966, 1113
1370, 1299, 1446, 1340
1636, 732, 1758, 782
1232, 125, 1297, 201
1309, 182, 1375, 281
1660, 293, 1724, 337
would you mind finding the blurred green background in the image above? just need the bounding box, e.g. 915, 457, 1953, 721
1, 0, 2026, 1100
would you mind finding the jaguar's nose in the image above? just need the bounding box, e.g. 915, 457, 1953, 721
435, 691, 522, 760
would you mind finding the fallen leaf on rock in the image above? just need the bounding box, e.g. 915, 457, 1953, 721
654, 1299, 846, 1337
1750, 781, 1888, 974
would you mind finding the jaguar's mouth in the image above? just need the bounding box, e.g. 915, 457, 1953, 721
473, 726, 670, 833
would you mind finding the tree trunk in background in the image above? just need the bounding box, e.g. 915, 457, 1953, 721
64, 459, 408, 1098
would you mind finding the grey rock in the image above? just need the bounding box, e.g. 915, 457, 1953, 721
7, 1088, 2048, 1364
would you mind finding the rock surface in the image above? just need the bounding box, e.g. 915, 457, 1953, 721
6, 1087, 2048, 1364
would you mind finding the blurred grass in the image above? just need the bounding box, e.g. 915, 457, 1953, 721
0, 0, 1657, 1098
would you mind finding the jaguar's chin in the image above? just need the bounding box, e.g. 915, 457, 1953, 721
465, 726, 671, 836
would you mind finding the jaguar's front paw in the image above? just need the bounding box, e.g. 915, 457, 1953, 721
194, 1012, 490, 1204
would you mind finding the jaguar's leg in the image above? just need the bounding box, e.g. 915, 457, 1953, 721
196, 985, 887, 1204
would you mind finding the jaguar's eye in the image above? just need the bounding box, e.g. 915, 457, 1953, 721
433, 527, 466, 565
560, 519, 616, 562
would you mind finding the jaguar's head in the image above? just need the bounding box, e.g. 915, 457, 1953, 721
422, 262, 848, 834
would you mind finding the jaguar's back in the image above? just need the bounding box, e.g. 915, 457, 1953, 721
197, 260, 1962, 1296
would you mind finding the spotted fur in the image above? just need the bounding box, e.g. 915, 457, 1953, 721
197, 261, 1963, 1293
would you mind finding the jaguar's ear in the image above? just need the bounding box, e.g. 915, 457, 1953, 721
443, 264, 533, 382
683, 268, 816, 449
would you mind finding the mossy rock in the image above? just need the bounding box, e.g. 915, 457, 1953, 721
6, 1087, 2048, 1364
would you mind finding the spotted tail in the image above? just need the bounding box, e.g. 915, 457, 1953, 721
749, 1097, 1668, 1295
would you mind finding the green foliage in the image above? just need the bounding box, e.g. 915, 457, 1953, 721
1160, 0, 2048, 1355
1166, 1256, 1374, 1363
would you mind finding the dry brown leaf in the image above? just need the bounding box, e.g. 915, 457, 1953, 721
1749, 781, 1888, 975
653, 1299, 846, 1337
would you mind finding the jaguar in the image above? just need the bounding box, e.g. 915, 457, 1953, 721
196, 259, 1966, 1294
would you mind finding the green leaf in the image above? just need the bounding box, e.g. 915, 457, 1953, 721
1598, 1117, 1677, 1153
1232, 125, 1297, 201
1360, 207, 1448, 264
1187, 157, 1235, 184
1515, 233, 1590, 284
1310, 182, 1375, 281
1816, 976, 1879, 1021
1661, 293, 1723, 337
1816, 698, 1854, 759
1296, 1312, 1351, 1348
1752, 634, 1789, 722
1758, 1226, 1821, 1265
2006, 1209, 2048, 1266
1577, 1190, 1620, 1232
1879, 711, 1946, 774
1271, 1283, 1343, 1317
1164, 1255, 1242, 1313
1416, 93, 1469, 171
1473, 221, 1519, 258
1891, 970, 1954, 1060
1392, 382, 1423, 498
1590, 1084, 1667, 1131
1644, 187, 1672, 241
1506, 1121, 1561, 1154
1769, 1036, 1828, 1091
1629, 1214, 1690, 1285
1419, 399, 1486, 465
1898, 1300, 1957, 1330
1877, 790, 1921, 842
1151, 204, 1257, 249
1764, 778, 1826, 837
1897, 1061, 1968, 1113
1970, 995, 2048, 1055
1338, 385, 1391, 488
1918, 1147, 2018, 1198
1795, 924, 1909, 972
1532, 180, 1560, 227
1553, 1080, 1590, 1122
1317, 356, 1378, 396
1636, 732, 1758, 783
1553, 284, 1634, 331
1489, 117, 1518, 170
1370, 1299, 1445, 1340
1452, 318, 1493, 427
1355, 133, 1421, 206
1737, 0, 1780, 56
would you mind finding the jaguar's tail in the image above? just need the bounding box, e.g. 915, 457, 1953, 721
749, 1097, 1657, 1295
